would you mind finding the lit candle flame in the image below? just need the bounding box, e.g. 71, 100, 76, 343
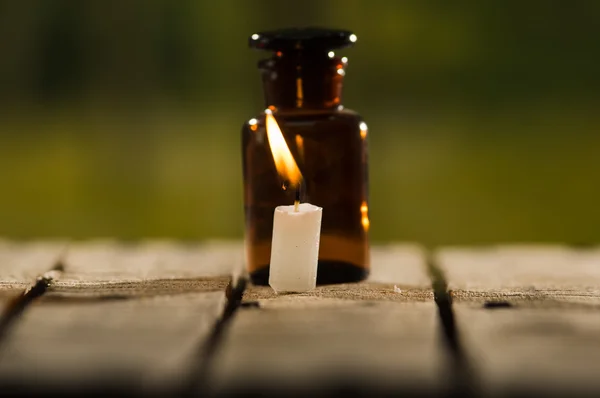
265, 109, 303, 189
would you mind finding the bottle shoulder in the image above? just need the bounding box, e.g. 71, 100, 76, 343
336, 107, 362, 118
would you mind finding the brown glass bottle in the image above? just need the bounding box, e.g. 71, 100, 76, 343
242, 28, 369, 286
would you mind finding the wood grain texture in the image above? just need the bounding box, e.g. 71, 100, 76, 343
4, 241, 599, 396
0, 240, 66, 297
455, 304, 600, 395
243, 244, 432, 302
50, 240, 242, 296
59, 240, 242, 280
0, 240, 67, 302
209, 244, 442, 394
210, 300, 443, 395
437, 245, 600, 303
441, 245, 600, 395
0, 292, 225, 393
242, 283, 433, 303
367, 244, 430, 286
0, 240, 238, 394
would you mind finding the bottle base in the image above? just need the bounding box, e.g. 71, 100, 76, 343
249, 260, 369, 286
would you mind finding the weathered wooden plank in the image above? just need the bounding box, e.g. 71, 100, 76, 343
209, 245, 442, 394
0, 240, 66, 284
58, 240, 242, 280
210, 300, 442, 394
243, 282, 432, 303
440, 245, 600, 395
455, 304, 600, 395
0, 240, 66, 296
243, 244, 433, 303
50, 240, 242, 296
0, 292, 224, 393
437, 245, 600, 302
368, 244, 430, 286
0, 241, 240, 394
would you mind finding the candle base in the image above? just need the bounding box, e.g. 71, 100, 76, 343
250, 260, 368, 286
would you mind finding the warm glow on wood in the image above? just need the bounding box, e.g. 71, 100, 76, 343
266, 109, 303, 188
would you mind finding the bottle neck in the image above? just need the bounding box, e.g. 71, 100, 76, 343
259, 52, 346, 111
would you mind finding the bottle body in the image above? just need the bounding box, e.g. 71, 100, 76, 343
242, 108, 370, 285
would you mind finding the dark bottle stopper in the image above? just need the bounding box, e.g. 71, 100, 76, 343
249, 27, 357, 53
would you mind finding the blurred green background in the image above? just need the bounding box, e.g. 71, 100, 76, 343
1, 0, 599, 245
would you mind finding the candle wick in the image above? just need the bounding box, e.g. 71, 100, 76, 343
294, 185, 300, 212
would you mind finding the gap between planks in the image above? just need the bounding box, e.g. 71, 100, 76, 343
436, 245, 600, 396
0, 242, 469, 396
0, 242, 241, 396
204, 246, 474, 396
0, 254, 65, 347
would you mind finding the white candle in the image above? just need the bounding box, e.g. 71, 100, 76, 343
263, 108, 323, 293
269, 203, 323, 293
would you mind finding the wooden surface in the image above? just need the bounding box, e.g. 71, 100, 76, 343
210, 244, 439, 395
438, 245, 600, 396
0, 241, 599, 397
0, 240, 67, 293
